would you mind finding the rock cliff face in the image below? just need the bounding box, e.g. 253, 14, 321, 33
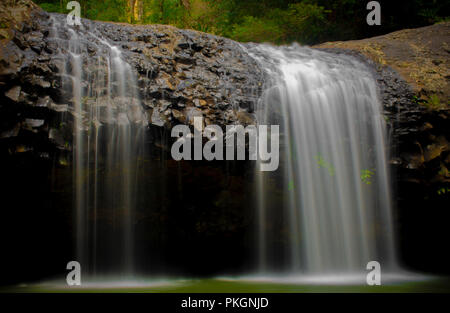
316, 22, 450, 102
2, 1, 447, 174
0, 0, 449, 278
0, 1, 264, 152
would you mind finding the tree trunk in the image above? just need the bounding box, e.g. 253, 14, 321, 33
129, 0, 143, 23
159, 0, 165, 22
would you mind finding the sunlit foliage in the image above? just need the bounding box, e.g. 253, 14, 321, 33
34, 0, 449, 45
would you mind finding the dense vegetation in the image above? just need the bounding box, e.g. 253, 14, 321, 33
35, 0, 449, 45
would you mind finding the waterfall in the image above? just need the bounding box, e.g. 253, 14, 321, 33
49, 14, 147, 277
46, 12, 397, 280
248, 44, 397, 276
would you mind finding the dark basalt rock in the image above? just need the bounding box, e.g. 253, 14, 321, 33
0, 0, 267, 166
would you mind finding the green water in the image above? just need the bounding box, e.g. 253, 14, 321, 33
3, 278, 450, 293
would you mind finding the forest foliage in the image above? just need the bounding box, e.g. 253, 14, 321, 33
35, 0, 449, 45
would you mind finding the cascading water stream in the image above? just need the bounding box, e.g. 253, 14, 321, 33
48, 14, 147, 277
248, 44, 397, 276
47, 11, 397, 280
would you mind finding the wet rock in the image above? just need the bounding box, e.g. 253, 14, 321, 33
172, 109, 186, 123
49, 127, 66, 148
236, 111, 256, 126
25, 118, 45, 128
25, 31, 44, 53
35, 95, 52, 107
193, 99, 207, 107
158, 100, 171, 111
28, 74, 51, 89
5, 86, 21, 101
176, 41, 190, 50
150, 108, 167, 127
176, 52, 195, 65
44, 41, 57, 54
0, 124, 20, 139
